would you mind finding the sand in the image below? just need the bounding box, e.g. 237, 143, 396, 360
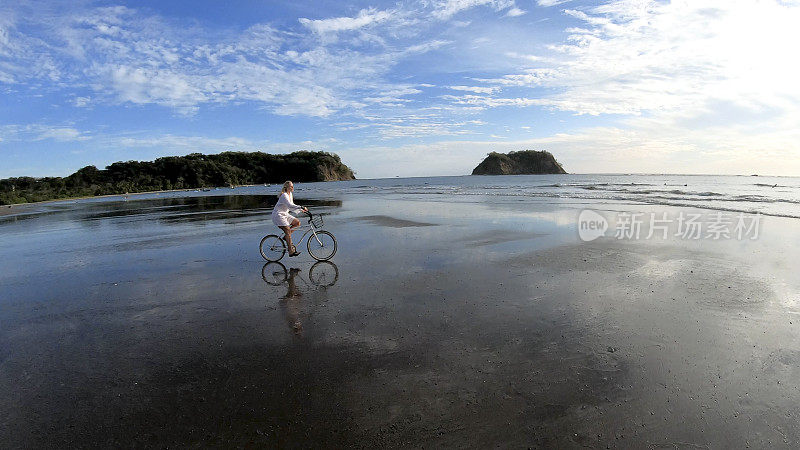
1, 193, 799, 447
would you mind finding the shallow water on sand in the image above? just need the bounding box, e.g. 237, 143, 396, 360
2, 192, 800, 447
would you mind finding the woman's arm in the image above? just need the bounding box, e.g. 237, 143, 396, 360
281, 192, 304, 212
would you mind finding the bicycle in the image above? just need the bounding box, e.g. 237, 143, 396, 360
260, 211, 337, 262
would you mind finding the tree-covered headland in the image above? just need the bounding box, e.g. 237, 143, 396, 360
472, 150, 567, 175
0, 151, 355, 205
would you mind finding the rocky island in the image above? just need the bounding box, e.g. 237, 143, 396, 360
472, 150, 567, 175
0, 151, 355, 205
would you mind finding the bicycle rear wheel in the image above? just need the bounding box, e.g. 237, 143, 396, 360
306, 230, 337, 261
260, 234, 286, 261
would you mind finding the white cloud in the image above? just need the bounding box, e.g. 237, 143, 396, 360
0, 3, 449, 119
106, 66, 206, 114
341, 113, 486, 139
375, 118, 485, 138
0, 124, 90, 142
0, 25, 10, 54
0, 5, 61, 84
115, 134, 259, 151
0, 1, 523, 124
537, 0, 571, 6
35, 127, 89, 142
299, 8, 395, 34
363, 86, 423, 105
505, 7, 527, 17
483, 1, 800, 119
432, 0, 517, 19
443, 94, 542, 108
448, 85, 500, 94
504, 51, 542, 62
0, 125, 18, 142
402, 39, 451, 55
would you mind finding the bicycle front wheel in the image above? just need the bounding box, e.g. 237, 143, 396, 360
306, 230, 337, 261
260, 234, 286, 261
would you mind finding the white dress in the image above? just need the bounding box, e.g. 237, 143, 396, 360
272, 192, 302, 227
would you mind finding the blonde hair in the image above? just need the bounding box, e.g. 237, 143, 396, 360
280, 181, 293, 196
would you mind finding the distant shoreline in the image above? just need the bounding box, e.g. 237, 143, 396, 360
0, 184, 275, 213
0, 150, 355, 207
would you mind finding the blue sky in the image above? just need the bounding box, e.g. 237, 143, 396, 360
1, 0, 799, 178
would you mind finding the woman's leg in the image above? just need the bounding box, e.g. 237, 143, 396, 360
288, 218, 301, 253
279, 225, 294, 253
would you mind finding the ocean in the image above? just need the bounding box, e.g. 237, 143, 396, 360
301, 174, 800, 219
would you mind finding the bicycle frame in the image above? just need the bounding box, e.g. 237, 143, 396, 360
292, 219, 324, 248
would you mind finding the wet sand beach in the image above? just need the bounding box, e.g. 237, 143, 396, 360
2, 191, 800, 447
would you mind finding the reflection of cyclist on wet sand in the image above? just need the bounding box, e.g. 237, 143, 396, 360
271, 181, 308, 257
261, 261, 340, 336
281, 268, 303, 334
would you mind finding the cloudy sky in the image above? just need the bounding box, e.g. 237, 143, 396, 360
1, 0, 799, 178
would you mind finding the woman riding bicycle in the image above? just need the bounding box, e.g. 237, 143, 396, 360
272, 181, 308, 257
